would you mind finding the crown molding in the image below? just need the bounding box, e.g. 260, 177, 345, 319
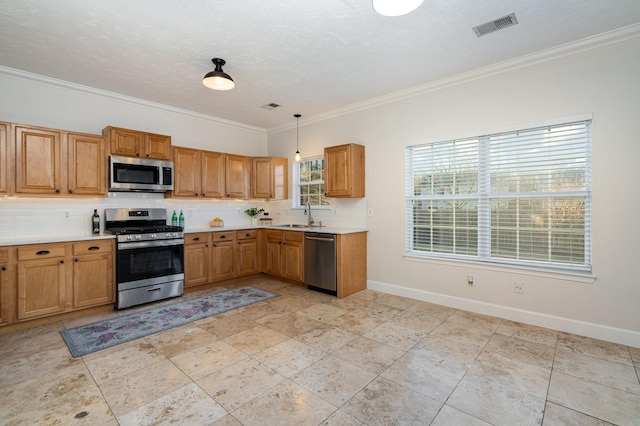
0, 65, 268, 135
269, 22, 640, 133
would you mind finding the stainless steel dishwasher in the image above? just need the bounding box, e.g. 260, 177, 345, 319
304, 232, 337, 295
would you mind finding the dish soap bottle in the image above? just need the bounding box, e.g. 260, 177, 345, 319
171, 210, 178, 227
178, 210, 185, 230
92, 209, 100, 234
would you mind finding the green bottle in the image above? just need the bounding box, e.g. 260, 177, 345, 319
178, 210, 185, 230
171, 210, 178, 227
92, 209, 100, 234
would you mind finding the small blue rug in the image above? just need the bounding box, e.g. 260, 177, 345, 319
61, 286, 278, 357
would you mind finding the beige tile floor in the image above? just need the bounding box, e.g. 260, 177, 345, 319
1, 277, 639, 425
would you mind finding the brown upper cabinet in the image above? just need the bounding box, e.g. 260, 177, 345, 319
13, 124, 107, 197
0, 122, 10, 195
172, 147, 225, 198
103, 126, 172, 160
324, 143, 365, 198
225, 154, 250, 199
251, 157, 288, 200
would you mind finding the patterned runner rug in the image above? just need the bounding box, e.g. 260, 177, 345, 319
60, 286, 278, 357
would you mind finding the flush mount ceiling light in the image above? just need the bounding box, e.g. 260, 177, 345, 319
372, 0, 423, 16
202, 58, 235, 91
294, 113, 301, 162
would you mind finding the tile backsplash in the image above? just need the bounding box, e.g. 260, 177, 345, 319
0, 194, 366, 242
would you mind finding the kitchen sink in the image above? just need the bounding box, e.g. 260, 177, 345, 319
274, 223, 325, 229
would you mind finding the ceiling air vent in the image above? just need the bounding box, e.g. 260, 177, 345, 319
473, 12, 518, 37
261, 103, 281, 110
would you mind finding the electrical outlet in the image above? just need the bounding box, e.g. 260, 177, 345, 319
368, 208, 374, 217
514, 282, 524, 294
467, 274, 475, 286
64, 210, 71, 218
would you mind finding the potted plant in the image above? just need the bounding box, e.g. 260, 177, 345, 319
244, 207, 264, 225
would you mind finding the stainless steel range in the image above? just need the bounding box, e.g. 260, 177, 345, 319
105, 208, 184, 309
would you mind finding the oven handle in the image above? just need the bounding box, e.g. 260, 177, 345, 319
118, 239, 184, 250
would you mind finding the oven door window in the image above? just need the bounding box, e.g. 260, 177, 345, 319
113, 163, 159, 185
117, 244, 183, 284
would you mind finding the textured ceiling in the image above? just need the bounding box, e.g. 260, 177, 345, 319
1, 0, 640, 131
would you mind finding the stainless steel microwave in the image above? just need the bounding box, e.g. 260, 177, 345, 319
109, 155, 174, 192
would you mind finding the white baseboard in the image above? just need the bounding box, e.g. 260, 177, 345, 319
367, 280, 640, 349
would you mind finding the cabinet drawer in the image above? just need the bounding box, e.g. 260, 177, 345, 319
236, 230, 257, 240
185, 232, 211, 244
283, 231, 303, 242
212, 231, 235, 241
17, 244, 66, 261
265, 229, 284, 240
72, 240, 113, 255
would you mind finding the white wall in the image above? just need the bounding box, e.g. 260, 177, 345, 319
269, 35, 640, 347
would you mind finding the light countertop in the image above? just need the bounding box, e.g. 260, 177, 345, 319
0, 225, 367, 247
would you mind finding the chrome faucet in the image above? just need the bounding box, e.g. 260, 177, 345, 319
305, 202, 315, 226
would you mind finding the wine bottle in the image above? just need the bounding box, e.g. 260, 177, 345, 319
178, 210, 185, 230
92, 209, 100, 234
171, 210, 178, 227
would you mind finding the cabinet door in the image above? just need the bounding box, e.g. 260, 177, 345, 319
184, 233, 211, 287
282, 233, 304, 282
225, 154, 250, 199
14, 126, 62, 195
236, 238, 258, 276
201, 151, 225, 198
251, 157, 274, 199
144, 133, 172, 160
173, 147, 201, 197
0, 248, 12, 325
324, 143, 365, 198
251, 157, 288, 200
17, 257, 67, 320
0, 122, 9, 195
72, 252, 114, 308
265, 238, 282, 276
67, 133, 107, 195
107, 127, 142, 157
211, 240, 235, 280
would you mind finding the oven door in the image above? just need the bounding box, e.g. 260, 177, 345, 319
117, 239, 184, 290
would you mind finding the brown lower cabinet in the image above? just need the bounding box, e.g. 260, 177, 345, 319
264, 230, 304, 282
184, 230, 260, 288
0, 240, 115, 326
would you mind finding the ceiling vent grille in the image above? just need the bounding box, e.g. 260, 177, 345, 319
473, 13, 518, 37
261, 103, 281, 110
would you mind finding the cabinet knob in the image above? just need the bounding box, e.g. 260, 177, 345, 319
245, 233, 250, 237
60, 260, 65, 264
195, 193, 199, 196
74, 258, 79, 263
1, 265, 6, 271
68, 189, 73, 194
136, 153, 140, 157
202, 193, 205, 196
55, 189, 60, 193
213, 243, 217, 247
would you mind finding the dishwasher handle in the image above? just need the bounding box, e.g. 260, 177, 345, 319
305, 236, 335, 242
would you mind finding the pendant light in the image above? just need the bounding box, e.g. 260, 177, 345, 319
202, 58, 235, 91
294, 114, 301, 162
373, 0, 423, 16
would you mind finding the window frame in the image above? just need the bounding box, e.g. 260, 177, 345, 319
293, 155, 331, 209
405, 118, 592, 274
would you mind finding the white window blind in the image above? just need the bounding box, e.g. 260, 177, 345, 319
406, 120, 592, 272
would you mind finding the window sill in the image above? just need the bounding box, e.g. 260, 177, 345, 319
403, 253, 597, 284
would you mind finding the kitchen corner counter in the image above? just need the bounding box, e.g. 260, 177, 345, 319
186, 224, 368, 235
0, 233, 116, 247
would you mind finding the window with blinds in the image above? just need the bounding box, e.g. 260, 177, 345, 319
405, 120, 592, 272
